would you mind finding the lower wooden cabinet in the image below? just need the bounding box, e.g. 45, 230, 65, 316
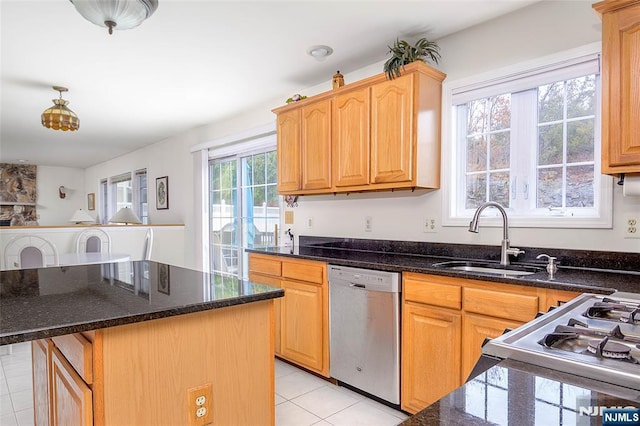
50, 346, 93, 426
32, 339, 51, 426
248, 253, 329, 377
401, 303, 461, 413
280, 279, 325, 372
460, 313, 523, 382
249, 271, 283, 355
401, 272, 580, 414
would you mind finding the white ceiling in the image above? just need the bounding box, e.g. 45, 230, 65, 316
0, 0, 538, 169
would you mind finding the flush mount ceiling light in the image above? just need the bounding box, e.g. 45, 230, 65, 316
307, 45, 333, 61
70, 0, 158, 35
41, 86, 80, 132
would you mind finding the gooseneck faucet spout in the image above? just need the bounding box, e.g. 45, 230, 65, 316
468, 201, 524, 266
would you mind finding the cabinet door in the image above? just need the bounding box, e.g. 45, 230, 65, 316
461, 313, 523, 383
249, 271, 283, 355
32, 340, 51, 426
333, 88, 370, 187
50, 347, 93, 426
301, 99, 332, 190
370, 74, 414, 184
598, 1, 640, 173
401, 303, 461, 414
280, 279, 325, 373
277, 109, 301, 192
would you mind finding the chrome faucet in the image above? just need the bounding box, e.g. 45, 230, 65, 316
468, 201, 524, 266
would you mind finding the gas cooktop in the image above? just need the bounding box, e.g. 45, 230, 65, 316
482, 292, 640, 392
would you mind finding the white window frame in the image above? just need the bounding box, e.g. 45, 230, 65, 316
104, 169, 147, 223
208, 135, 279, 279
135, 168, 148, 224
442, 43, 613, 229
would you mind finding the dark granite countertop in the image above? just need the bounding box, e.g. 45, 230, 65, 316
247, 236, 640, 294
0, 261, 284, 345
400, 358, 640, 425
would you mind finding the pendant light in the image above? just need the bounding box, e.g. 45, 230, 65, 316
41, 86, 80, 132
70, 0, 159, 35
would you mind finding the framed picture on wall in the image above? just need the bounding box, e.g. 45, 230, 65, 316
156, 176, 169, 210
87, 193, 95, 211
157, 263, 170, 295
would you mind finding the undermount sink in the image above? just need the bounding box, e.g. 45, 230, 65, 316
431, 261, 542, 277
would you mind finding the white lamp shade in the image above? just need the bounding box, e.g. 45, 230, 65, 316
70, 0, 158, 32
109, 207, 142, 224
69, 209, 95, 224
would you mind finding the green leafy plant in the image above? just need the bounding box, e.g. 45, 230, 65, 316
383, 37, 441, 80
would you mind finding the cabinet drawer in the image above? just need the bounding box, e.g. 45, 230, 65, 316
282, 260, 325, 284
52, 334, 93, 385
463, 287, 538, 322
404, 277, 461, 310
249, 254, 282, 277
249, 272, 281, 288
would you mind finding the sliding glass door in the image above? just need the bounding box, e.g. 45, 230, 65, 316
209, 149, 279, 279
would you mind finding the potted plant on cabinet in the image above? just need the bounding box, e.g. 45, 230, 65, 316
383, 37, 441, 80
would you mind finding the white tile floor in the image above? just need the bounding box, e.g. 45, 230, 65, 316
0, 343, 34, 426
0, 343, 408, 426
275, 358, 408, 426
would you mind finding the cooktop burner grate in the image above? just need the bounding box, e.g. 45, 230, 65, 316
582, 297, 640, 324
482, 292, 640, 392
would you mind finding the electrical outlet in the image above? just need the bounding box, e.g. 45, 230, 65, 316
423, 217, 437, 233
307, 217, 313, 228
365, 216, 373, 232
188, 384, 213, 426
624, 216, 639, 239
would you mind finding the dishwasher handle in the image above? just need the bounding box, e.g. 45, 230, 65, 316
350, 283, 366, 289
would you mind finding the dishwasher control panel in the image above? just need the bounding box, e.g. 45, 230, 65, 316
328, 265, 400, 292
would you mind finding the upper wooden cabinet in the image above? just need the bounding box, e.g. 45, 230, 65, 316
273, 61, 446, 195
593, 0, 640, 174
276, 108, 302, 192
333, 87, 370, 187
301, 99, 332, 190
370, 74, 414, 184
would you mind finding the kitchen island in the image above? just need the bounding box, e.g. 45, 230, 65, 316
0, 261, 284, 426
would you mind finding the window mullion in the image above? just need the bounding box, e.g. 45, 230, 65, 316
511, 90, 537, 214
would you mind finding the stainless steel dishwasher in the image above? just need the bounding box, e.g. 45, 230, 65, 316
328, 264, 401, 405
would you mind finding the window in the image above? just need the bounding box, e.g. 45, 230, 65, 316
208, 137, 279, 279
102, 169, 147, 223
135, 169, 148, 224
110, 172, 133, 213
445, 47, 612, 228
99, 179, 108, 224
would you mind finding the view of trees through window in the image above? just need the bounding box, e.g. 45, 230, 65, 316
465, 94, 511, 209
537, 75, 596, 209
209, 149, 279, 279
460, 72, 598, 217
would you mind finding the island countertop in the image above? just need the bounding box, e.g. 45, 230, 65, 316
0, 261, 284, 345
400, 358, 640, 425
